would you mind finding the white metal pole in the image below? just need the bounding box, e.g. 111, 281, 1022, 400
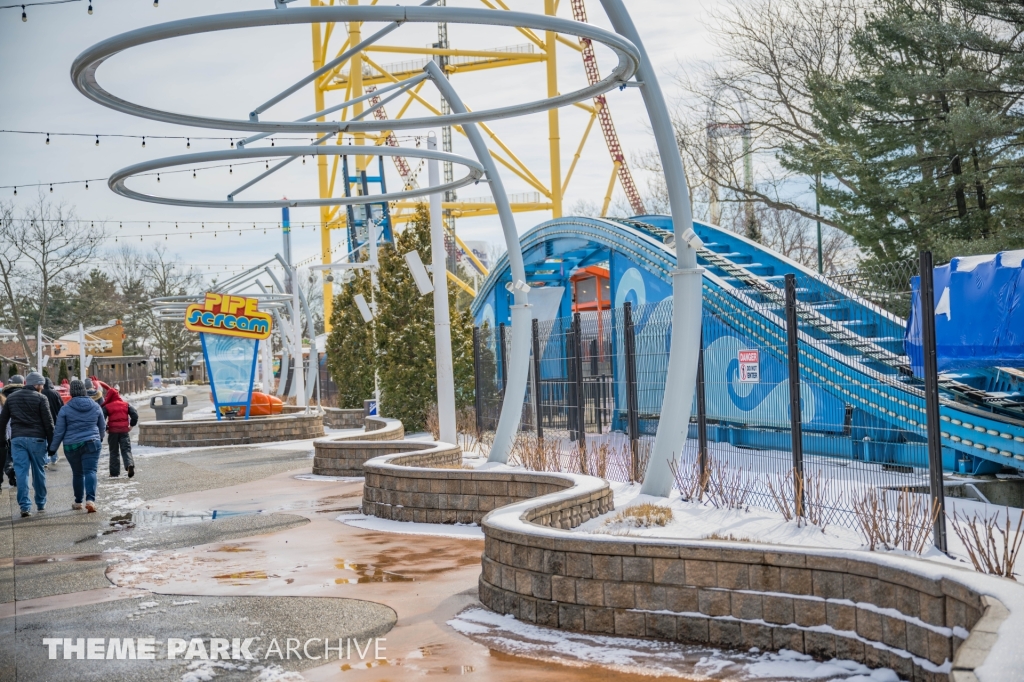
78, 322, 86, 381
428, 133, 457, 445
36, 324, 43, 373
261, 335, 273, 394
291, 268, 306, 408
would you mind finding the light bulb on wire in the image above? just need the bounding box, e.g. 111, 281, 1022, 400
87, 2, 92, 14
21, 6, 26, 21
141, 137, 146, 148
95, 135, 99, 147
45, 133, 49, 145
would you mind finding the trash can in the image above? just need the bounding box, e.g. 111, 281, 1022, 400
150, 394, 188, 421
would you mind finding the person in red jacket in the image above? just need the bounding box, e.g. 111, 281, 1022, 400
102, 387, 138, 478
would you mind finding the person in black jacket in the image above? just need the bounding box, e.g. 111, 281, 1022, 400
0, 372, 55, 517
0, 376, 22, 490
42, 378, 63, 468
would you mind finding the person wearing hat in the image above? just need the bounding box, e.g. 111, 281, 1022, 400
50, 379, 106, 513
0, 374, 23, 490
0, 371, 54, 517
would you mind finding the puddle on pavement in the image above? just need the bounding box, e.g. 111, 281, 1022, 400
334, 560, 413, 584
2, 553, 105, 567
100, 509, 264, 536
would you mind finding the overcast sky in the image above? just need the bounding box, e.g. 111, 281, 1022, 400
0, 0, 716, 279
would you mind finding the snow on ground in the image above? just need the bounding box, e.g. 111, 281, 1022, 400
340, 513, 484, 539
577, 481, 866, 550
447, 607, 900, 681
293, 473, 362, 482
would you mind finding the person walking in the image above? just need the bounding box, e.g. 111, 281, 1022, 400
0, 372, 54, 517
50, 379, 105, 513
0, 375, 22, 490
102, 387, 137, 478
42, 378, 63, 468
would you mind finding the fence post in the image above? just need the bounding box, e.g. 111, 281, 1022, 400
531, 318, 544, 442
472, 326, 483, 435
590, 339, 603, 433
498, 322, 507, 396
696, 329, 709, 500
623, 301, 640, 481
572, 312, 586, 450
919, 251, 948, 553
784, 274, 806, 518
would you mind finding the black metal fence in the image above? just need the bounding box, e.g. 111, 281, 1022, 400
472, 257, 951, 539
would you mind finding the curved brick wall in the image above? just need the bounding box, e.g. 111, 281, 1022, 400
138, 413, 324, 448
282, 405, 364, 429
311, 417, 406, 476
478, 477, 1020, 682
361, 446, 613, 526
355, 444, 1020, 681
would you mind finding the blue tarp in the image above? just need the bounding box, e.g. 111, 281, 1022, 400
906, 250, 1024, 376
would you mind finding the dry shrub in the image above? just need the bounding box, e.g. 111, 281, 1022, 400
509, 432, 565, 473
804, 470, 844, 530
605, 439, 653, 483
854, 488, 939, 553
669, 452, 711, 502
455, 407, 479, 453
764, 469, 841, 531
424, 404, 440, 440
703, 532, 754, 543
706, 457, 749, 510
607, 503, 674, 528
572, 440, 611, 478
950, 507, 1024, 580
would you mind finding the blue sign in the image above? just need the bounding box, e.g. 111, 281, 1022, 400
200, 333, 260, 420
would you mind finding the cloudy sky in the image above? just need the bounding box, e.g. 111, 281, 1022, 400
0, 0, 716, 279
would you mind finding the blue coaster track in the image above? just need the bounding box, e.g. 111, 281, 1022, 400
472, 215, 1024, 474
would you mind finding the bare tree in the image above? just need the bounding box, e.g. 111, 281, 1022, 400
140, 245, 205, 374
0, 194, 106, 358
670, 0, 864, 228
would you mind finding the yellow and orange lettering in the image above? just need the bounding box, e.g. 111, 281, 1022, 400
204, 293, 222, 311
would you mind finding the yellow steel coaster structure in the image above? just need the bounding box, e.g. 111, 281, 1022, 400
310, 0, 645, 328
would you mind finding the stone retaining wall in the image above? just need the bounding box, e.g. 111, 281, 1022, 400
355, 443, 1019, 681
138, 413, 324, 448
361, 447, 613, 526
282, 405, 363, 429
311, 418, 405, 476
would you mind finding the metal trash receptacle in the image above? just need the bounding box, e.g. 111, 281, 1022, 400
150, 394, 188, 421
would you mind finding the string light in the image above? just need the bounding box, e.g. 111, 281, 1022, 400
45, 133, 49, 145
21, 5, 26, 21
84, 181, 88, 190
49, 183, 52, 193
87, 1, 91, 14
186, 138, 190, 149
141, 136, 146, 148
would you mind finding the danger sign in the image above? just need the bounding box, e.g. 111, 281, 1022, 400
738, 349, 760, 383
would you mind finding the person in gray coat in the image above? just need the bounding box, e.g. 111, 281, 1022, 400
50, 379, 106, 512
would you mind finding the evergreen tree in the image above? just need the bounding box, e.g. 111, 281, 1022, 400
58, 359, 68, 383
788, 0, 1024, 264
7, 364, 15, 379
325, 267, 376, 409
376, 206, 475, 431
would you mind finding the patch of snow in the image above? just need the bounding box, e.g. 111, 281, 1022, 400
294, 474, 362, 482
447, 608, 901, 680
251, 664, 305, 681
341, 513, 484, 539
180, 660, 249, 682
577, 483, 865, 550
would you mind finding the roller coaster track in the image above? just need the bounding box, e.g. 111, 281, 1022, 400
474, 215, 1024, 471
569, 0, 645, 215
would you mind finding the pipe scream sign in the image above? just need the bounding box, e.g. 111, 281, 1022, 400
185, 293, 273, 340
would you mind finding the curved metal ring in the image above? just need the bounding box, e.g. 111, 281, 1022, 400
72, 6, 640, 134
109, 145, 486, 209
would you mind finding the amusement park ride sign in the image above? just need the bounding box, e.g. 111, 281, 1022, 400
184, 293, 273, 420
184, 293, 272, 340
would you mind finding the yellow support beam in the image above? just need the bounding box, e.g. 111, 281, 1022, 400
545, 0, 562, 218
562, 109, 597, 196
312, 11, 334, 331
447, 270, 476, 297
601, 161, 621, 217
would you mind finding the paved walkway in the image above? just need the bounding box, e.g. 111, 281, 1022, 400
0, 412, 688, 682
